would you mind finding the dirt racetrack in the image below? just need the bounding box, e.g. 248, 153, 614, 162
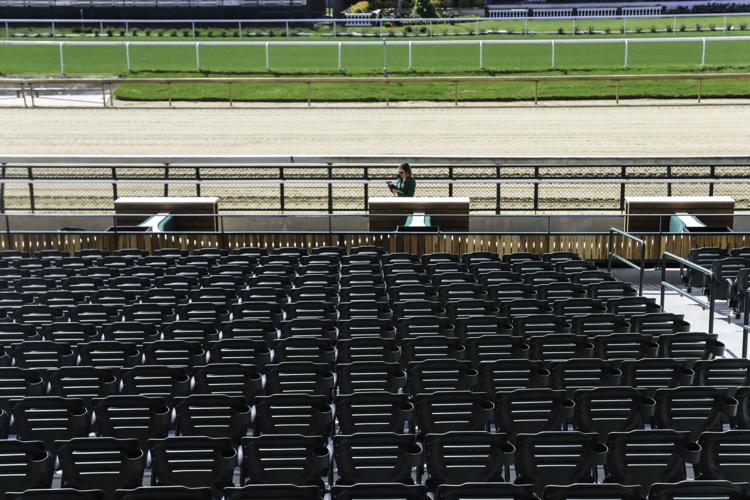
2, 101, 750, 156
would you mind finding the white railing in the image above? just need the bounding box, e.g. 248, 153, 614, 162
1, 35, 747, 73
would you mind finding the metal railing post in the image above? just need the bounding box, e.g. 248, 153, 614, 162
265, 42, 270, 69
743, 291, 750, 357
607, 228, 613, 273
479, 40, 483, 69
639, 235, 646, 296
701, 37, 706, 67
551, 40, 555, 68
708, 267, 716, 333
337, 42, 342, 70
124, 42, 131, 72
660, 253, 666, 308
195, 42, 200, 71
624, 39, 628, 68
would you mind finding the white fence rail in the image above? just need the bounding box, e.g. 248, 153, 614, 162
1, 35, 747, 72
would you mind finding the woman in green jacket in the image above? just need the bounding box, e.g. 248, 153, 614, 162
389, 163, 416, 197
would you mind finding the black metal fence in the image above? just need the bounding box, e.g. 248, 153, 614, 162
2, 155, 750, 213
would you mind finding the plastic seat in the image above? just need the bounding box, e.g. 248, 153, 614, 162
495, 388, 573, 435
478, 359, 550, 395
149, 436, 236, 491
221, 319, 277, 345
123, 303, 175, 325
49, 366, 118, 403
101, 322, 160, 344
338, 318, 395, 340
207, 339, 271, 368
121, 366, 191, 400
437, 483, 536, 500
93, 395, 170, 447
446, 299, 498, 322
226, 485, 322, 500
91, 288, 139, 308
264, 362, 334, 397
231, 302, 282, 324
175, 394, 251, 441
454, 316, 513, 341
573, 386, 655, 437
40, 322, 99, 344
274, 337, 335, 364
511, 261, 554, 275
407, 359, 477, 394
254, 394, 332, 436
401, 336, 466, 365
0, 323, 39, 347
543, 484, 642, 500
56, 437, 145, 494
649, 480, 750, 500
550, 359, 622, 394
335, 392, 412, 434
555, 260, 598, 274
693, 358, 750, 388
658, 332, 725, 360
569, 270, 614, 285
163, 321, 217, 343
604, 429, 699, 493
0, 440, 54, 497
424, 431, 514, 486
280, 318, 336, 342
177, 302, 228, 324
499, 299, 552, 319
607, 296, 661, 318
695, 430, 750, 481
192, 363, 262, 399
13, 305, 66, 326
591, 333, 659, 360
524, 271, 568, 287
512, 315, 570, 337
535, 282, 586, 302
552, 298, 606, 318
393, 300, 445, 319
571, 313, 630, 336
629, 313, 690, 336
438, 283, 486, 303
12, 396, 90, 445
653, 386, 738, 438
414, 391, 493, 434
528, 334, 594, 361
488, 283, 535, 304
284, 300, 337, 321
333, 484, 427, 500
710, 257, 749, 300
11, 341, 76, 369
240, 287, 286, 304
334, 433, 421, 485
241, 434, 328, 486
683, 247, 728, 290
143, 340, 206, 367
503, 252, 540, 264
154, 275, 199, 293
514, 431, 607, 495
190, 287, 236, 306
337, 361, 406, 393
465, 335, 530, 364
337, 338, 400, 364
339, 285, 387, 304
396, 316, 453, 340
0, 367, 46, 414
620, 358, 695, 395
587, 281, 638, 300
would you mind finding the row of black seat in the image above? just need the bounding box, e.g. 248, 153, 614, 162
1, 385, 748, 443
4, 481, 749, 500
2, 429, 750, 496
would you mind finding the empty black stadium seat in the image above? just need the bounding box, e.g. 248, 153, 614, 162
424, 431, 513, 486
413, 391, 493, 434
543, 484, 642, 500
495, 388, 572, 435
478, 359, 550, 395
649, 480, 750, 500
175, 394, 251, 440
12, 396, 90, 445
620, 358, 695, 395
335, 392, 412, 434
93, 395, 170, 446
56, 437, 145, 493
254, 394, 332, 436
437, 483, 537, 500
573, 386, 655, 436
514, 431, 607, 495
149, 436, 236, 491
653, 386, 738, 438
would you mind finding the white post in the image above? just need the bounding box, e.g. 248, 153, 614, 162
382, 38, 387, 71
701, 37, 706, 67
125, 21, 129, 36
191, 21, 196, 38
59, 42, 64, 74
265, 41, 270, 69
623, 17, 627, 33
195, 42, 200, 71
285, 20, 289, 37
332, 20, 336, 38
238, 21, 242, 38
624, 39, 628, 68
551, 40, 555, 68
672, 16, 676, 33
4, 21, 8, 38
51, 21, 55, 37
337, 41, 342, 70
475, 18, 479, 36
479, 39, 483, 69
125, 42, 131, 72
408, 40, 412, 69
428, 19, 432, 37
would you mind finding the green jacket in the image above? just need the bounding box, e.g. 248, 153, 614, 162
395, 176, 416, 197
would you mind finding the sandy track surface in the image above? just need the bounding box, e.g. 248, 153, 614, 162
2, 102, 750, 156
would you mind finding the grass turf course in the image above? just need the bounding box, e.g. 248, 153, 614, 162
3, 26, 750, 101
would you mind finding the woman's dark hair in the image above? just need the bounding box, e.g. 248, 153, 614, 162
400, 163, 412, 176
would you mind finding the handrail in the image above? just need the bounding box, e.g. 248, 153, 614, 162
660, 251, 715, 333
608, 227, 645, 295
742, 289, 750, 357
